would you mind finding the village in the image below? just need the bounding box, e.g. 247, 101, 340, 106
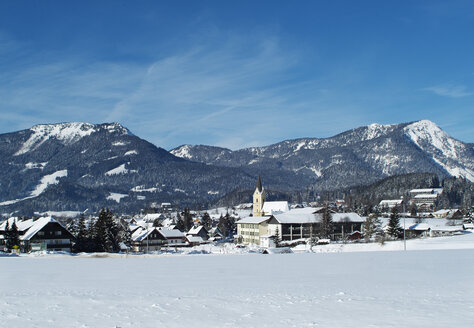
1, 177, 472, 255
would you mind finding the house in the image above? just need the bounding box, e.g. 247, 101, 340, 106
236, 216, 273, 245
131, 227, 166, 252
156, 227, 186, 245
404, 223, 431, 238
463, 223, 474, 230
0, 216, 74, 252
433, 209, 463, 220
379, 199, 403, 210
409, 188, 443, 212
142, 213, 165, 222
208, 227, 224, 241
131, 227, 186, 252
186, 235, 205, 246
187, 225, 209, 241
161, 203, 173, 212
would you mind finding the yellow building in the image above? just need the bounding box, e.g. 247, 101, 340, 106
253, 175, 265, 217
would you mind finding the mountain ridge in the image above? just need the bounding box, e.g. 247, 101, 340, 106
171, 120, 474, 186
0, 120, 472, 215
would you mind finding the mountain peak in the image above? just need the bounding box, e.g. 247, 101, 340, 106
14, 122, 131, 156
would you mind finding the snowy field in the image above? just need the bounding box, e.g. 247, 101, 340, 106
2, 234, 474, 327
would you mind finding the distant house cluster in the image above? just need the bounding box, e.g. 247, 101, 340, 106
378, 188, 444, 213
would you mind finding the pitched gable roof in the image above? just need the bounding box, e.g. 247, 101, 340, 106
21, 216, 69, 241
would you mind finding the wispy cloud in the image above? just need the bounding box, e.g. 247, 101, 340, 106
424, 84, 472, 98
1, 31, 317, 149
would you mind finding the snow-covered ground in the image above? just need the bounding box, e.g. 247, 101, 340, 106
1, 233, 474, 327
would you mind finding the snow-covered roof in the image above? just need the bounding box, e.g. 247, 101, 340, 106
414, 194, 439, 199
161, 218, 175, 227
142, 213, 164, 221
235, 203, 253, 209
431, 226, 463, 232
132, 226, 184, 241
236, 216, 272, 224
326, 213, 364, 223
131, 227, 156, 242
262, 247, 293, 254
262, 201, 289, 214
271, 209, 364, 224
272, 208, 319, 224
379, 199, 403, 205
158, 227, 185, 239
186, 236, 204, 243
187, 225, 205, 235
407, 223, 431, 231
21, 216, 61, 240
0, 217, 36, 231
410, 188, 443, 194
209, 227, 223, 236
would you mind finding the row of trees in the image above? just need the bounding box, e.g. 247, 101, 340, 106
174, 208, 236, 238
71, 208, 130, 253
3, 221, 20, 251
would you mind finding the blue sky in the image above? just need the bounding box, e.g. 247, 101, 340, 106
0, 0, 473, 150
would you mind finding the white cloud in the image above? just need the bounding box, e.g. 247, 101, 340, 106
424, 84, 472, 98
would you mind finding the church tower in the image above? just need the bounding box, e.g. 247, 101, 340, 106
253, 175, 266, 217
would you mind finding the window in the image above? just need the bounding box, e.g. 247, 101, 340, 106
55, 231, 62, 236
38, 231, 45, 236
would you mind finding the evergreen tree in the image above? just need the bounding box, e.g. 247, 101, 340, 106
118, 223, 132, 250
153, 218, 162, 227
318, 203, 334, 239
5, 220, 21, 251
201, 212, 212, 230
73, 216, 88, 253
175, 216, 185, 232
362, 213, 381, 242
387, 207, 401, 239
410, 204, 418, 217
86, 217, 98, 252
273, 226, 281, 247
217, 213, 235, 238
95, 208, 121, 252
4, 221, 11, 251
183, 208, 193, 232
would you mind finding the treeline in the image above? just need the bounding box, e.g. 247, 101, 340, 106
175, 208, 236, 238
214, 173, 473, 214
70, 208, 131, 253
315, 173, 472, 211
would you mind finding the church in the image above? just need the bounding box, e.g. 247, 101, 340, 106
236, 177, 364, 246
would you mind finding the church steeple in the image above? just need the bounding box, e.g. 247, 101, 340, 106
253, 175, 265, 217
256, 175, 263, 192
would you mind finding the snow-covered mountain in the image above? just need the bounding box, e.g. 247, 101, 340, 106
0, 123, 282, 214
171, 120, 474, 191
1, 120, 472, 214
